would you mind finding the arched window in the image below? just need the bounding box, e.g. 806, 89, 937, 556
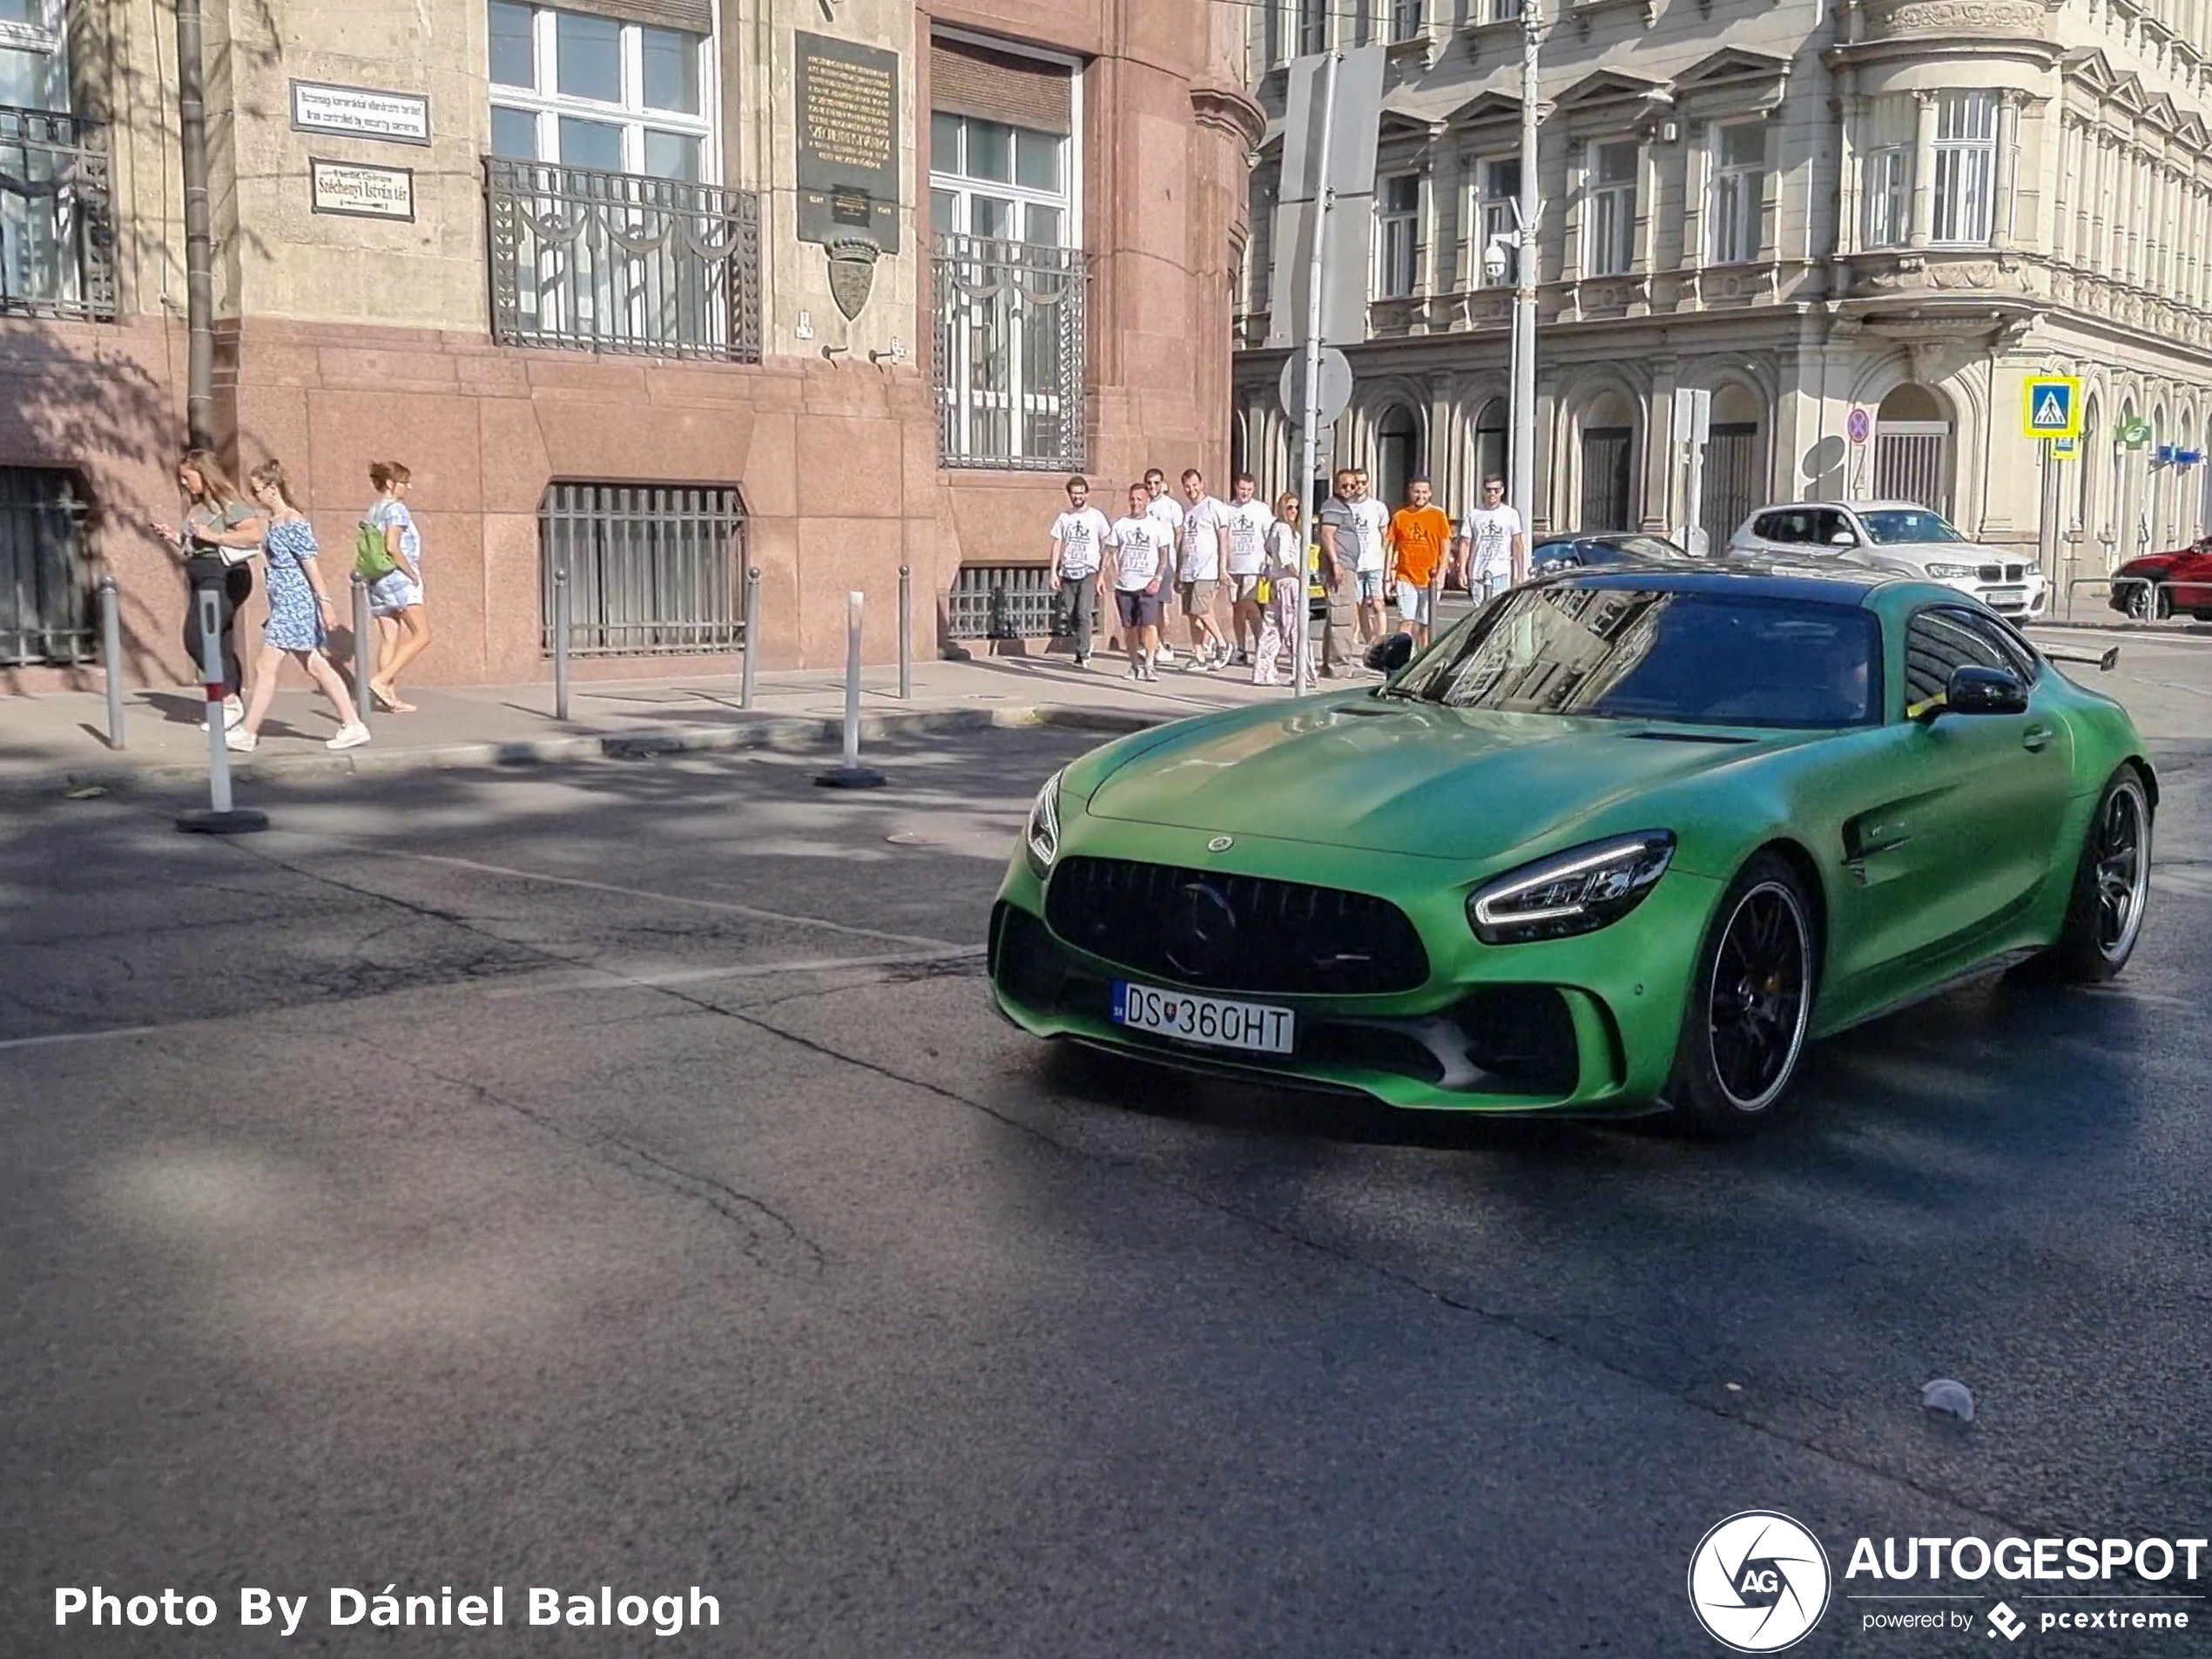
1376, 404, 1420, 509
2075, 395, 2100, 535
1874, 383, 1954, 516
1701, 382, 1766, 546
1472, 397, 1507, 496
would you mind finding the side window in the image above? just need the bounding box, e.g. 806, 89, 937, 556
1757, 511, 1810, 543
1903, 606, 2013, 705
1750, 513, 1783, 541
1813, 509, 1857, 546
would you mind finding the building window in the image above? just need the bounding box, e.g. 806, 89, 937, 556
1390, 0, 1423, 39
1487, 0, 1523, 19
0, 0, 65, 111
930, 112, 1069, 246
1298, 0, 1327, 55
1588, 141, 1636, 277
0, 466, 91, 665
1480, 158, 1520, 286
930, 40, 1087, 469
1377, 172, 1420, 298
1863, 145, 1910, 247
540, 483, 747, 657
1931, 91, 1997, 245
1709, 123, 1765, 264
488, 2, 712, 180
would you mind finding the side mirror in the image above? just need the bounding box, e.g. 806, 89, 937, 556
1366, 631, 1414, 673
1935, 664, 2029, 718
1828, 530, 1858, 546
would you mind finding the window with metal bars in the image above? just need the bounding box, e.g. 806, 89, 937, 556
538, 482, 746, 656
1, 465, 91, 664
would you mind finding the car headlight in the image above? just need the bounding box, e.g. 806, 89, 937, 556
1467, 831, 1676, 945
1923, 562, 1979, 580
1024, 769, 1064, 879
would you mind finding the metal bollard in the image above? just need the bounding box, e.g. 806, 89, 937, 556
897, 563, 913, 700
552, 565, 571, 722
175, 587, 266, 834
351, 573, 374, 726
815, 589, 885, 789
98, 573, 125, 750
740, 563, 760, 710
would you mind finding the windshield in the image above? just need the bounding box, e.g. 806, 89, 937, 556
1391, 587, 1881, 729
1859, 509, 1966, 545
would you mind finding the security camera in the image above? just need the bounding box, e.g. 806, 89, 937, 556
1480, 239, 1510, 283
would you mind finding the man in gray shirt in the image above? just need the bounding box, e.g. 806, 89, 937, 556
1312, 468, 1363, 678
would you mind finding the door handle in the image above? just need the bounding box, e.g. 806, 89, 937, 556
2021, 724, 2055, 752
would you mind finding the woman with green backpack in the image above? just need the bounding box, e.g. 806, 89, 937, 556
359, 459, 431, 711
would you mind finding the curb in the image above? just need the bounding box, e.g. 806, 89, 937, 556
2040, 617, 2212, 637
3, 703, 1172, 802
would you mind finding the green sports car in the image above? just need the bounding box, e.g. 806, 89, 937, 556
988, 561, 2157, 1134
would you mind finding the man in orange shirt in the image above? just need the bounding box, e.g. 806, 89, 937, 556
1386, 477, 1453, 648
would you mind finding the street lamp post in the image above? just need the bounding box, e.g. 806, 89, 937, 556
1510, 0, 1541, 545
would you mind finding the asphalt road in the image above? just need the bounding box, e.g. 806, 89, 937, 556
3, 643, 2209, 1657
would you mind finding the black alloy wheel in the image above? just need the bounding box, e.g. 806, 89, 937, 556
2124, 583, 2169, 621
2031, 766, 2154, 982
1665, 852, 1817, 1137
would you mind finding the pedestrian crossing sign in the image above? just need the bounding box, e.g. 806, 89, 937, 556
2023, 375, 2081, 440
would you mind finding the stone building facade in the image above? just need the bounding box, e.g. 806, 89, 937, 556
1231, 0, 2212, 585
0, 0, 1258, 689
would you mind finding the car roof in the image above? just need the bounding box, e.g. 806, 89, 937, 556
1749, 501, 1937, 516
1541, 555, 1906, 604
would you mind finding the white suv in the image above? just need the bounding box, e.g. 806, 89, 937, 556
1726, 501, 2048, 617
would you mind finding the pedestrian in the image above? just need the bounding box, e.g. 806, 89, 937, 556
1348, 468, 1391, 644
1455, 475, 1527, 604
1387, 476, 1453, 650
1221, 472, 1273, 666
1252, 491, 1305, 687
1312, 468, 1363, 677
226, 461, 371, 752
1109, 482, 1171, 680
1177, 468, 1233, 671
147, 448, 263, 730
1050, 475, 1110, 668
1143, 468, 1182, 664
361, 460, 431, 712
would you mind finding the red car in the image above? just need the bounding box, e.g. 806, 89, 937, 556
2110, 536, 2212, 620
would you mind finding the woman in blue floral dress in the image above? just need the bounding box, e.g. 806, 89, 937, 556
225, 460, 370, 752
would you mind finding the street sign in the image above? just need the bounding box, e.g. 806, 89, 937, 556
1279, 347, 1354, 428
2049, 435, 2078, 460
2120, 416, 2152, 448
1672, 386, 1711, 448
1846, 408, 1871, 446
2023, 375, 2081, 440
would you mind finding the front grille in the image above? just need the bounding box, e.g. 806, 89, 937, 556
1042, 856, 1429, 995
2005, 563, 2026, 582
1976, 563, 2002, 582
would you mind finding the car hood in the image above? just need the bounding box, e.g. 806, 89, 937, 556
1082, 697, 1811, 861
1853, 542, 2033, 573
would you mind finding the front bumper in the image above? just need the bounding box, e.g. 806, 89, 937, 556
988, 822, 1723, 1113
1939, 572, 2047, 617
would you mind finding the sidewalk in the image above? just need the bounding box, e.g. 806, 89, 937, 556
0, 654, 1336, 797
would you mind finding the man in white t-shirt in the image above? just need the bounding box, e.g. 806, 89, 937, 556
1454, 475, 1527, 604
1142, 468, 1183, 664
1219, 472, 1274, 666
1049, 475, 1112, 668
1346, 468, 1393, 644
1177, 468, 1235, 671
1109, 481, 1172, 681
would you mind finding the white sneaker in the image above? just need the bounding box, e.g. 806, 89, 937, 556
224, 695, 245, 729
326, 722, 371, 751
224, 726, 258, 752
1156, 644, 1175, 664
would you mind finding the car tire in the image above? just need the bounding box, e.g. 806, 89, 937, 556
1663, 852, 1818, 1138
2026, 765, 2153, 984
2125, 583, 2171, 622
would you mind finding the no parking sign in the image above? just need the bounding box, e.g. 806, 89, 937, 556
1846, 408, 1871, 445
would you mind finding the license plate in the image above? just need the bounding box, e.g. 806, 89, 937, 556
1981, 586, 2026, 607
1112, 981, 1295, 1055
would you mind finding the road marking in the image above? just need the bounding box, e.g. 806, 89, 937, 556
0, 1024, 165, 1054
262, 835, 965, 951
489, 945, 983, 999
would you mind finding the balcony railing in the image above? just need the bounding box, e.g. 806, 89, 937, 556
0, 107, 116, 321
484, 158, 760, 362
934, 233, 1091, 470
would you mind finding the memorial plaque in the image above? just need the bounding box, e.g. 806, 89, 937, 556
795, 32, 900, 253
309, 158, 415, 221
